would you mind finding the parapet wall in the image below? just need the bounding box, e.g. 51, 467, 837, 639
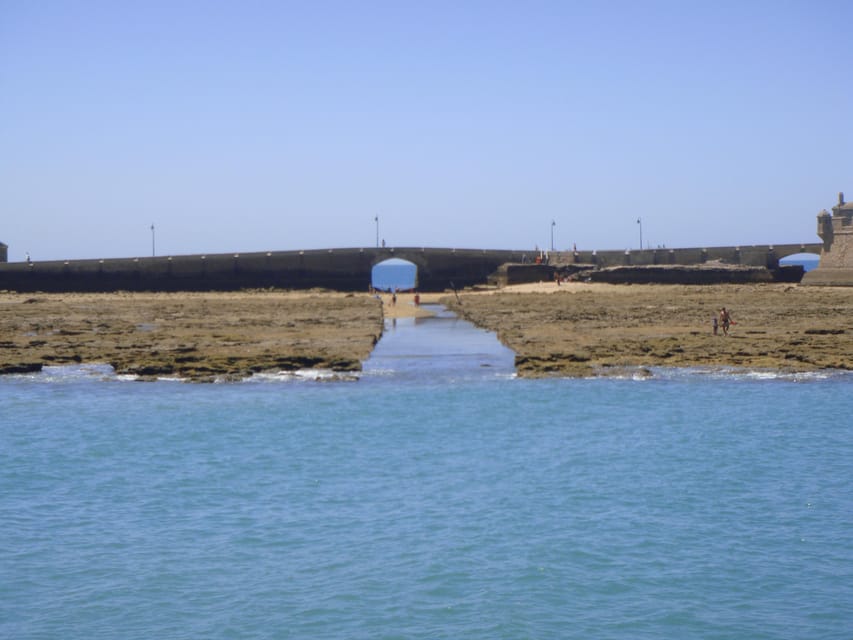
550, 243, 820, 269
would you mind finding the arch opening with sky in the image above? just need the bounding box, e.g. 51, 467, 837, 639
779, 253, 820, 272
371, 258, 418, 292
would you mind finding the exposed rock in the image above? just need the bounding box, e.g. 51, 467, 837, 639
0, 362, 42, 374
0, 291, 384, 381
444, 283, 853, 377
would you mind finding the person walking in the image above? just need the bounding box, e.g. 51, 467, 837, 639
719, 307, 733, 335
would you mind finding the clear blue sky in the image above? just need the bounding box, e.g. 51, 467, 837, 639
2, 0, 851, 261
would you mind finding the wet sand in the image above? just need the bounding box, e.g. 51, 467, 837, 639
442, 282, 853, 376
2, 283, 852, 380
376, 291, 445, 319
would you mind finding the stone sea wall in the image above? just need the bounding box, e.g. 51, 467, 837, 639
494, 263, 804, 286
585, 264, 804, 285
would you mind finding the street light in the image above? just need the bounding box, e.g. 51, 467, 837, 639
151, 224, 155, 257
551, 220, 556, 252
375, 216, 379, 248
636, 217, 642, 251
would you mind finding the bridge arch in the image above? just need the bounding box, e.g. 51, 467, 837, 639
371, 257, 418, 291
780, 252, 820, 271
368, 249, 429, 272
771, 244, 822, 260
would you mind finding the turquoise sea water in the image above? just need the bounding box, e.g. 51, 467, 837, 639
2, 309, 852, 639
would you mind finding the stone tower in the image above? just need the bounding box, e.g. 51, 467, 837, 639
802, 190, 853, 285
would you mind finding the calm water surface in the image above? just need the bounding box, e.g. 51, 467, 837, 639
2, 309, 851, 639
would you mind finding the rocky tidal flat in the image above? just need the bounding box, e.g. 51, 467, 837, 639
445, 283, 853, 377
0, 291, 384, 381
2, 283, 853, 381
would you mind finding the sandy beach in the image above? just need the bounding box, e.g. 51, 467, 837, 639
375, 291, 446, 319
2, 282, 852, 380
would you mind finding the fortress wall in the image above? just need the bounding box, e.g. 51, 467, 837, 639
801, 268, 853, 286
811, 227, 853, 270
800, 194, 853, 285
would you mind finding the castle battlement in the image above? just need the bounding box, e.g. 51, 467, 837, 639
802, 190, 853, 285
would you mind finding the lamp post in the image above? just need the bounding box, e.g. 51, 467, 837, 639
551, 220, 556, 252
375, 216, 379, 248
151, 224, 155, 257
636, 217, 642, 251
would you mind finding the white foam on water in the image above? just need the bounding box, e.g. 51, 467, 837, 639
646, 366, 849, 382
246, 369, 360, 383
37, 363, 118, 382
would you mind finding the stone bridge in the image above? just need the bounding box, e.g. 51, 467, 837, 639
0, 243, 821, 293
0, 247, 526, 293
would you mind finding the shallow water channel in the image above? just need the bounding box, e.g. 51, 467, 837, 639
362, 304, 516, 381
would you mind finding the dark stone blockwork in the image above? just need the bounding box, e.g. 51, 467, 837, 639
0, 248, 527, 293
0, 243, 821, 292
